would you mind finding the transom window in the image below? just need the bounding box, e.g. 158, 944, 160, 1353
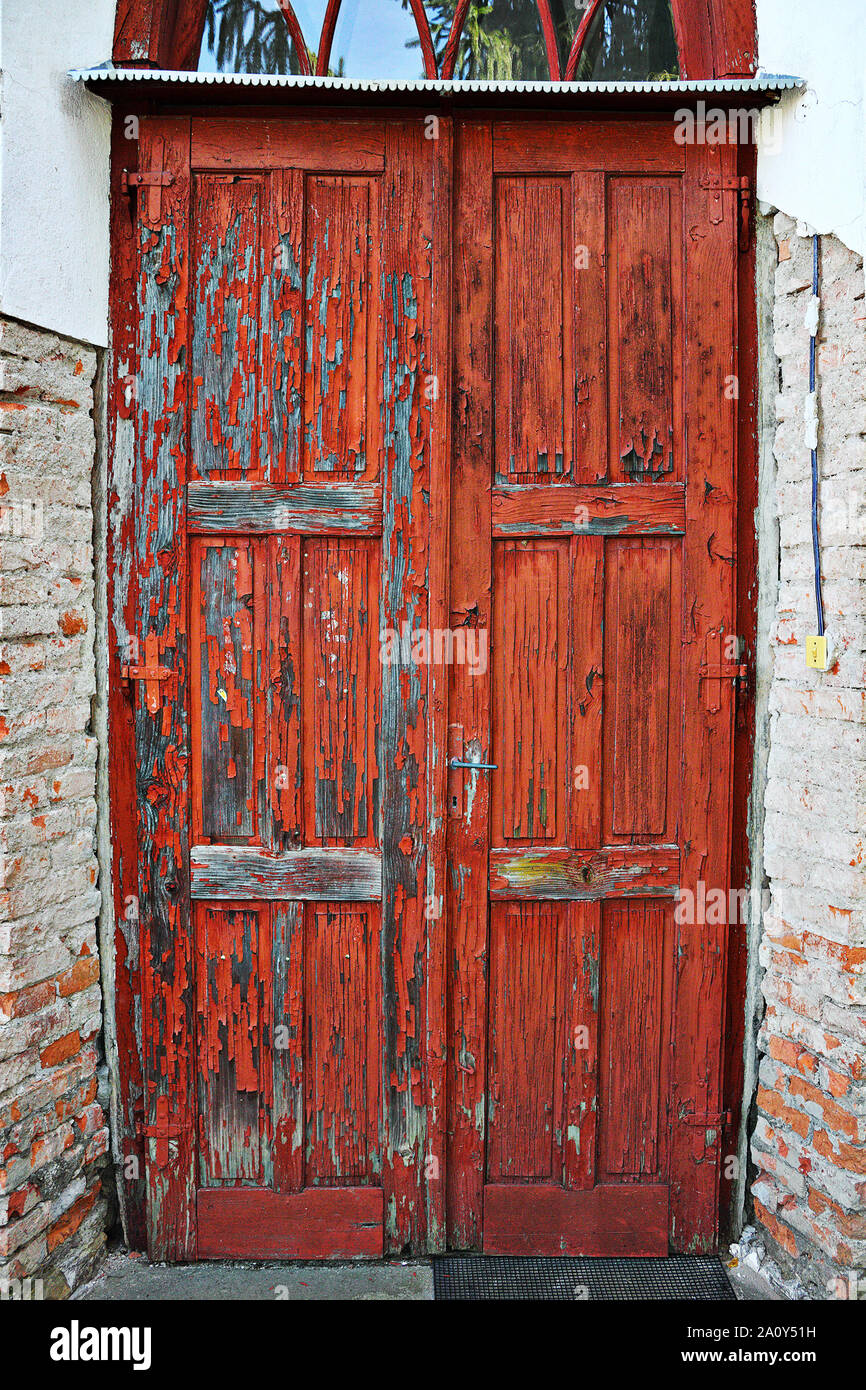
197, 0, 681, 81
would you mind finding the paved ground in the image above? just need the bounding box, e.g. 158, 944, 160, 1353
75, 1247, 433, 1301
76, 1245, 751, 1301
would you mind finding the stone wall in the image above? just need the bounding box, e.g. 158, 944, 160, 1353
749, 216, 866, 1298
0, 315, 110, 1298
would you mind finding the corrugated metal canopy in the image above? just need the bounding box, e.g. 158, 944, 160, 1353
70, 65, 803, 104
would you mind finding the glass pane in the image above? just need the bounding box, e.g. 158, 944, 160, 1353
446, 0, 550, 81
329, 0, 427, 79
199, 0, 305, 73
574, 0, 679, 81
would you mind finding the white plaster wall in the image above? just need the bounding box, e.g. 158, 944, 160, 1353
0, 0, 116, 348
756, 0, 866, 258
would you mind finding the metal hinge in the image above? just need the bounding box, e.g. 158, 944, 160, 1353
120, 170, 174, 195
135, 1119, 185, 1140
700, 632, 748, 712
121, 169, 174, 222
682, 1109, 732, 1129
699, 173, 752, 251
120, 633, 171, 713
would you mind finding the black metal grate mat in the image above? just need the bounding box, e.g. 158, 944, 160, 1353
434, 1255, 736, 1301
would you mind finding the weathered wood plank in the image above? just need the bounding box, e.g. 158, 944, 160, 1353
304, 903, 382, 1184
196, 1186, 384, 1259
188, 481, 382, 533
667, 139, 739, 1254
494, 121, 684, 173
195, 903, 267, 1186
493, 177, 570, 482
489, 846, 680, 899
379, 119, 433, 1252
135, 115, 197, 1261
492, 540, 567, 844
491, 483, 685, 535
483, 1183, 669, 1256
191, 118, 385, 171
446, 119, 492, 1251
486, 902, 562, 1182
191, 846, 382, 900
191, 173, 264, 481
608, 179, 682, 482
303, 177, 376, 477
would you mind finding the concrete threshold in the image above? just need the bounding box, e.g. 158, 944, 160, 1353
74, 1247, 434, 1301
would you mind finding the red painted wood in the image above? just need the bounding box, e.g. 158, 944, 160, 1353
107, 106, 147, 1248
608, 179, 682, 482
115, 106, 744, 1262
494, 179, 571, 482
304, 904, 382, 1184
446, 119, 492, 1250
446, 117, 739, 1258
486, 902, 563, 1182
668, 137, 739, 1251
196, 1186, 384, 1259
135, 115, 197, 1260
483, 1184, 669, 1257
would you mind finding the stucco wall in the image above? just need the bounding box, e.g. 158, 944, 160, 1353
0, 0, 115, 348
756, 0, 866, 258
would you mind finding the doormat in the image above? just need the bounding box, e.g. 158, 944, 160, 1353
433, 1255, 736, 1301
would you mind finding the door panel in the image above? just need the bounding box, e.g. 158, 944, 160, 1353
132, 110, 738, 1261
446, 119, 738, 1255
134, 115, 438, 1260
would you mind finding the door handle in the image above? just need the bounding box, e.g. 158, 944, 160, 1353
449, 759, 497, 771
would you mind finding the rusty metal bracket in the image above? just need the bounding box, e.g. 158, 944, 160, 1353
120, 633, 171, 713
699, 173, 752, 251
681, 1109, 732, 1129
120, 170, 174, 194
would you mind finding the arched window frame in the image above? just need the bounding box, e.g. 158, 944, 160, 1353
112, 0, 757, 83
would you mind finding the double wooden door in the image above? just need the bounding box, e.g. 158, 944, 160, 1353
130, 110, 739, 1260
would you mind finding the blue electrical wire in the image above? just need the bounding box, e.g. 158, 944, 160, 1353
810, 233, 825, 637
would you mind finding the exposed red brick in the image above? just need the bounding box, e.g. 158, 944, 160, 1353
57, 956, 100, 997
58, 611, 86, 637
39, 1030, 82, 1068
46, 1185, 99, 1253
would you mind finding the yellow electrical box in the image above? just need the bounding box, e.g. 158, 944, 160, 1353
806, 635, 829, 670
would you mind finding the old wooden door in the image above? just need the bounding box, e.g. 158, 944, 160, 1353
446, 119, 739, 1255
132, 114, 445, 1260
131, 107, 738, 1261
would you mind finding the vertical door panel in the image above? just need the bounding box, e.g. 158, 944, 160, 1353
448, 123, 737, 1257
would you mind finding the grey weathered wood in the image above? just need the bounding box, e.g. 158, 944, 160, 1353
188, 482, 382, 534
191, 846, 382, 900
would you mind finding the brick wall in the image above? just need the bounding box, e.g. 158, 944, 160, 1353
750, 216, 866, 1298
0, 315, 110, 1298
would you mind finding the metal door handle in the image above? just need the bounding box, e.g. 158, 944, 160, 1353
449, 759, 497, 770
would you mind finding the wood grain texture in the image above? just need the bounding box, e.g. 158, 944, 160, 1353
196, 1186, 384, 1259
303, 177, 377, 477
446, 119, 492, 1251
188, 481, 382, 534
608, 179, 682, 482
493, 178, 570, 482
486, 902, 562, 1182
668, 139, 739, 1253
304, 903, 382, 1185
191, 846, 381, 899
135, 116, 196, 1260
192, 174, 264, 481
493, 540, 567, 844
483, 1183, 669, 1256
195, 903, 268, 1185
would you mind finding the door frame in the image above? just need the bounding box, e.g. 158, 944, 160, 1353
103, 92, 759, 1255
